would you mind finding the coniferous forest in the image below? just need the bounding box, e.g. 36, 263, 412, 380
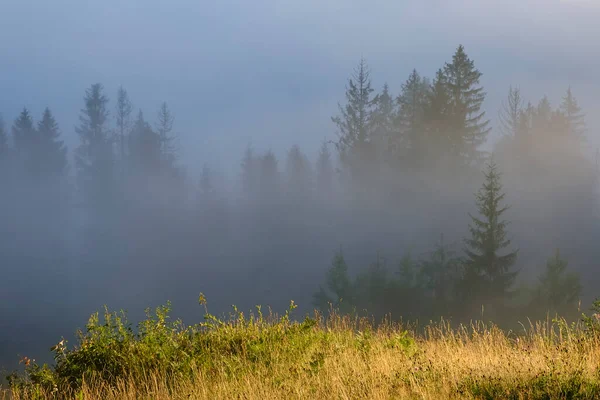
1, 44, 599, 376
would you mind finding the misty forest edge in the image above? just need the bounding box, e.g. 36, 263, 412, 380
1, 44, 598, 373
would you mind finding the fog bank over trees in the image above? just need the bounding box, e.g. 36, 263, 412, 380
0, 44, 599, 373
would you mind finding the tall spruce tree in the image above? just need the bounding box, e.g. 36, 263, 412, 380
129, 110, 162, 175
397, 69, 430, 165
424, 69, 451, 164
560, 87, 585, 138
332, 58, 376, 176
285, 144, 313, 203
462, 159, 518, 304
532, 96, 552, 135
240, 144, 257, 200
535, 249, 581, 314
498, 86, 523, 137
37, 108, 68, 177
74, 83, 114, 210
115, 86, 133, 168
518, 103, 533, 138
313, 250, 354, 313
259, 150, 280, 201
12, 108, 39, 178
444, 45, 490, 165
420, 234, 460, 309
12, 108, 36, 155
371, 83, 396, 163
156, 101, 175, 166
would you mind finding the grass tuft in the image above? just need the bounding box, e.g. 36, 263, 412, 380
6, 298, 600, 399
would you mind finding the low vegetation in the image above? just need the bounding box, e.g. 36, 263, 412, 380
5, 297, 600, 399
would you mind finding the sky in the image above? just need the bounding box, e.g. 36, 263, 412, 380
1, 0, 599, 180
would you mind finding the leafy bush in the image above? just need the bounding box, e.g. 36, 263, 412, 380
8, 297, 332, 396
582, 298, 600, 336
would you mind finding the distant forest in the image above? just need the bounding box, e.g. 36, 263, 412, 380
0, 45, 598, 365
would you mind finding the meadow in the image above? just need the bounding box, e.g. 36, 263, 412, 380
4, 297, 600, 399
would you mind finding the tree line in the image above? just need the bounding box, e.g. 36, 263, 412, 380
0, 44, 596, 337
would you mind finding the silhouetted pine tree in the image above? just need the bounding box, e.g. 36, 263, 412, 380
129, 110, 161, 175
37, 108, 68, 178
444, 45, 490, 165
531, 96, 552, 137
560, 87, 585, 139
12, 107, 45, 181
353, 253, 389, 317
285, 144, 313, 203
240, 144, 258, 202
461, 159, 518, 307
74, 83, 114, 210
419, 234, 461, 312
498, 86, 523, 138
115, 86, 133, 169
258, 150, 280, 201
12, 108, 36, 155
332, 58, 376, 178
396, 69, 430, 166
424, 69, 451, 166
534, 249, 581, 315
156, 101, 175, 166
371, 83, 396, 163
313, 251, 354, 313
518, 103, 533, 139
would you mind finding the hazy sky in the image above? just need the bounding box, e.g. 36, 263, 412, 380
1, 0, 599, 179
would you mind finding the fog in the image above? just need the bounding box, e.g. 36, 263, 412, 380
1, 0, 600, 376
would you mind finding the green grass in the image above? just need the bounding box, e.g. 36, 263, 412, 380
5, 296, 600, 399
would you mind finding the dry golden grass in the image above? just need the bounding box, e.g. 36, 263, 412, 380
7, 314, 600, 400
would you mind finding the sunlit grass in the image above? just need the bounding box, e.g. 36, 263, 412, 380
6, 299, 600, 399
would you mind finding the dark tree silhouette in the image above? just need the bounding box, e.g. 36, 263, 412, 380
461, 159, 518, 307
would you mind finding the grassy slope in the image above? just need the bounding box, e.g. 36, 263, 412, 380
6, 302, 600, 399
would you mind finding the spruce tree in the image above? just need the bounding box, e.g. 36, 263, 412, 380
424, 69, 451, 163
240, 144, 257, 201
397, 69, 430, 165
331, 58, 376, 175
531, 96, 552, 136
285, 144, 313, 203
11, 108, 39, 179
115, 86, 133, 167
498, 86, 523, 137
313, 251, 354, 313
560, 87, 585, 138
462, 159, 518, 305
129, 110, 162, 175
420, 234, 460, 308
371, 83, 396, 162
535, 249, 581, 314
354, 253, 388, 316
155, 101, 175, 166
37, 108, 68, 177
74, 83, 114, 210
12, 108, 36, 156
259, 150, 280, 201
518, 103, 533, 139
444, 45, 490, 165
